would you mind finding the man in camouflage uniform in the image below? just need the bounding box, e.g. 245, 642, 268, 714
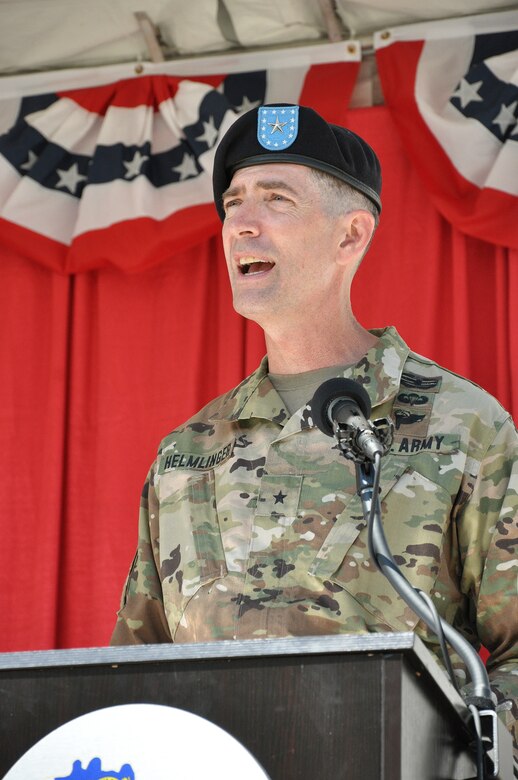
111, 105, 517, 767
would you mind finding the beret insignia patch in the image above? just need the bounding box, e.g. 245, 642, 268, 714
257, 105, 299, 150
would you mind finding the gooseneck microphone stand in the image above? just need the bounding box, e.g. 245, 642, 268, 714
310, 378, 500, 780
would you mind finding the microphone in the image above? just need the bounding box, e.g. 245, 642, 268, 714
310, 378, 389, 462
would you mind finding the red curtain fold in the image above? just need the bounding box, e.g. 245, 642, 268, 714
0, 250, 71, 649
0, 105, 516, 652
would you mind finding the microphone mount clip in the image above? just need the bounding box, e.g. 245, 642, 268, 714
333, 416, 394, 464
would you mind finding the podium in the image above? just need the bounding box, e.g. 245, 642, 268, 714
0, 632, 513, 779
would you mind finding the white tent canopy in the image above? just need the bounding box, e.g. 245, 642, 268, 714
0, 0, 515, 77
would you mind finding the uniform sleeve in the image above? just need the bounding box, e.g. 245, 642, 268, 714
110, 464, 172, 645
458, 415, 518, 768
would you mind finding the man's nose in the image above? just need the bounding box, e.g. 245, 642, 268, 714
228, 201, 261, 236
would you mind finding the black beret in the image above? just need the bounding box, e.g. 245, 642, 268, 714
212, 103, 382, 221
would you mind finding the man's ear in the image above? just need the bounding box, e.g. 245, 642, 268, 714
336, 211, 376, 265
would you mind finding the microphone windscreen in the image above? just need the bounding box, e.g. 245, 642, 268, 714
310, 377, 372, 437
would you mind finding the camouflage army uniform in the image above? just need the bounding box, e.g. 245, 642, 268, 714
112, 326, 518, 759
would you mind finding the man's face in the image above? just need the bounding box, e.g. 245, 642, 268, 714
221, 163, 345, 329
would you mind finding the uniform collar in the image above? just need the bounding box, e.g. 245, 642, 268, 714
210, 326, 410, 425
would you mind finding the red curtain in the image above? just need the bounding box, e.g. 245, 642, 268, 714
1, 105, 516, 651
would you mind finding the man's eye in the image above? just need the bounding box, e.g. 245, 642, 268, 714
224, 199, 239, 212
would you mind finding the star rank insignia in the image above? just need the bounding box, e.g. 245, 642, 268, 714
257, 106, 299, 150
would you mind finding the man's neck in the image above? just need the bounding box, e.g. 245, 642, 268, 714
264, 321, 378, 374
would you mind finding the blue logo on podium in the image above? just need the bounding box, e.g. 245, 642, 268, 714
55, 758, 135, 780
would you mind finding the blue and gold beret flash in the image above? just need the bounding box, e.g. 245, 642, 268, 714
212, 103, 382, 221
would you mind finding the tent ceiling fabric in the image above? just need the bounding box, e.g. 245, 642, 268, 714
0, 0, 515, 76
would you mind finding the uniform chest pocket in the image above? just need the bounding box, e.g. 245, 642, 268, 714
310, 468, 453, 632
158, 470, 227, 611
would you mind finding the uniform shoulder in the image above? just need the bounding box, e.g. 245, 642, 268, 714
405, 350, 511, 425
157, 363, 265, 455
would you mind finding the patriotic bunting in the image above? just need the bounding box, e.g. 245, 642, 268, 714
0, 44, 360, 273
375, 11, 518, 250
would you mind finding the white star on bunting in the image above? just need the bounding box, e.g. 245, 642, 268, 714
20, 150, 38, 171
493, 100, 518, 135
451, 78, 484, 109
123, 150, 149, 179
56, 162, 87, 194
235, 96, 261, 113
173, 153, 198, 181
196, 116, 219, 147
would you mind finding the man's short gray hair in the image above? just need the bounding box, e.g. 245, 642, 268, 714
310, 168, 380, 227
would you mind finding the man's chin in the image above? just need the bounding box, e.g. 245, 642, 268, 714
232, 296, 272, 327
233, 305, 264, 325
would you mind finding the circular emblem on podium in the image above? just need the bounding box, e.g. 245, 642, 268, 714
5, 703, 271, 779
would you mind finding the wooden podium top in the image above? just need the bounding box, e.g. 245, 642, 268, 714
1, 629, 426, 667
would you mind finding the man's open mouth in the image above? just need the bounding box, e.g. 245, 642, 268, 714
238, 257, 275, 275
